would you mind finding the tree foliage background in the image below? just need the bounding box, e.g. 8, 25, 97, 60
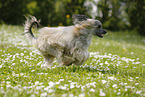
0, 0, 144, 35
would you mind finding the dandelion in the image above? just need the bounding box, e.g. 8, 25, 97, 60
105, 61, 109, 64
90, 88, 95, 92
69, 94, 74, 97
40, 92, 47, 97
20, 73, 24, 76
62, 94, 67, 97
79, 93, 85, 97
0, 65, 2, 68
13, 86, 19, 90
64, 84, 68, 87
0, 88, 5, 93
99, 63, 103, 66
12, 63, 15, 66
117, 92, 121, 95
125, 88, 127, 91
99, 89, 106, 96
35, 81, 39, 85
55, 81, 60, 85
48, 89, 54, 93
37, 61, 42, 66
59, 79, 64, 82
125, 86, 132, 89
108, 76, 115, 80
59, 86, 67, 90
123, 48, 127, 53
128, 79, 133, 82
70, 84, 75, 89
48, 81, 55, 87
30, 52, 34, 56
30, 94, 36, 97
23, 86, 28, 90
59, 23, 63, 26
81, 86, 85, 91
31, 70, 35, 72
133, 61, 141, 64
136, 90, 142, 94
47, 24, 50, 27
131, 52, 134, 55
6, 81, 11, 84
20, 53, 24, 56
135, 83, 139, 85
102, 80, 107, 84
112, 84, 118, 88
44, 86, 49, 91
66, 14, 70, 18
76, 84, 81, 88
15, 53, 19, 56
6, 84, 12, 88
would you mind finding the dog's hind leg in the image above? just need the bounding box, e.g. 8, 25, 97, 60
55, 51, 66, 67
42, 54, 55, 68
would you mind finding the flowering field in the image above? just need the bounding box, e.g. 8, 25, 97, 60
0, 25, 145, 97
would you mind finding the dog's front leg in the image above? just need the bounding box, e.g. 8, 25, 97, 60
55, 51, 64, 67
73, 50, 89, 66
42, 54, 55, 68
55, 50, 72, 67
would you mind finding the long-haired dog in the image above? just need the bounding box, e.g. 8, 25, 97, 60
24, 15, 107, 68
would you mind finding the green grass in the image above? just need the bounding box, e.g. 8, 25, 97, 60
0, 24, 145, 97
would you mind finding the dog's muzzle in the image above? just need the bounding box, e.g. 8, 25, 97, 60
95, 28, 107, 38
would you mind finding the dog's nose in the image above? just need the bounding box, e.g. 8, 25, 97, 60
103, 30, 107, 34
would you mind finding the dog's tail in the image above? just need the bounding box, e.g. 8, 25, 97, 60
24, 15, 40, 39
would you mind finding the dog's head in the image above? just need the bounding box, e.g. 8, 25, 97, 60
73, 14, 107, 38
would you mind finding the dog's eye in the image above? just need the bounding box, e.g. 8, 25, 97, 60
98, 25, 101, 28
93, 25, 101, 29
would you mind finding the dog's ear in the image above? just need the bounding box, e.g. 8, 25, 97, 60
72, 14, 88, 24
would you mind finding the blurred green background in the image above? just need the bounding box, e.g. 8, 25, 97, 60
0, 0, 144, 35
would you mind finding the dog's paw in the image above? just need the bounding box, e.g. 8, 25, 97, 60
41, 62, 52, 69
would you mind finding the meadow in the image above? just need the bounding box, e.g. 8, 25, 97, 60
0, 24, 145, 97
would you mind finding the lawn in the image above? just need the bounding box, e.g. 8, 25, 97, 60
0, 24, 145, 97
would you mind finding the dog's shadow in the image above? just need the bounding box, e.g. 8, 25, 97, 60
46, 65, 117, 75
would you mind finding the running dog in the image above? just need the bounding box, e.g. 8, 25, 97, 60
24, 15, 107, 68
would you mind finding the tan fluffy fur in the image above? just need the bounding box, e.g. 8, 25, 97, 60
24, 15, 106, 68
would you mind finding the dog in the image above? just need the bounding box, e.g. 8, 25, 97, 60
24, 15, 107, 68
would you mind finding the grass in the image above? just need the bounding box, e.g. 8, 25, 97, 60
0, 24, 145, 97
